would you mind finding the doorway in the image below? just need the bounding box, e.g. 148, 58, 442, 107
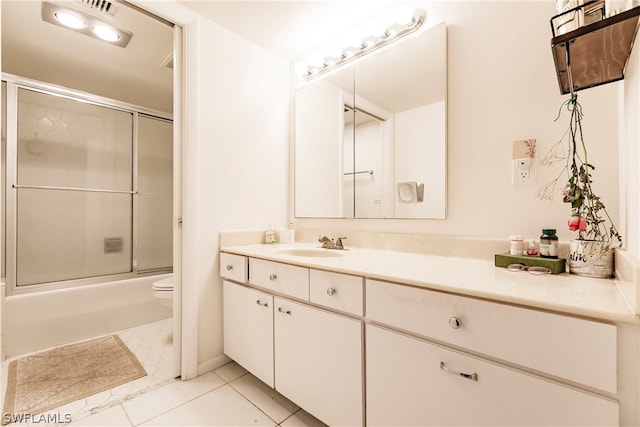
0, 0, 182, 377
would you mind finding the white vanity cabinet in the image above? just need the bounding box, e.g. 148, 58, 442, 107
365, 279, 619, 427
220, 249, 626, 427
222, 255, 365, 427
274, 297, 363, 427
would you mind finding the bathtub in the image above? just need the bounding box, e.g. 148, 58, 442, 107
1, 274, 172, 358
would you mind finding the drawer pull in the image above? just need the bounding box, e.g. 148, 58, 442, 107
326, 287, 336, 296
449, 317, 462, 329
226, 264, 233, 271
255, 300, 269, 307
278, 307, 292, 315
440, 361, 478, 382
269, 273, 277, 281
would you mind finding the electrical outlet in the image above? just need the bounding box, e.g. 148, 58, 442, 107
513, 157, 536, 185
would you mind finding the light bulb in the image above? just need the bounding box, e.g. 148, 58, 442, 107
54, 11, 85, 29
394, 5, 415, 26
294, 62, 310, 76
93, 24, 120, 42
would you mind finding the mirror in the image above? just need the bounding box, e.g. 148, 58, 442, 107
294, 22, 447, 219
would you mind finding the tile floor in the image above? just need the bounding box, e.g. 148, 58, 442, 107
2, 319, 327, 427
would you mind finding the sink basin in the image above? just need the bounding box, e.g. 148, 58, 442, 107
276, 248, 345, 258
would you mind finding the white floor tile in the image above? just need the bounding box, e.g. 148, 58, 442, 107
279, 409, 328, 427
69, 405, 131, 426
139, 384, 277, 427
214, 361, 248, 383
229, 374, 299, 423
122, 371, 226, 426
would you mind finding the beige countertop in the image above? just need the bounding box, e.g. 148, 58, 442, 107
220, 243, 638, 324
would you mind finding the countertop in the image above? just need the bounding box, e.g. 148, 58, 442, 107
220, 243, 638, 324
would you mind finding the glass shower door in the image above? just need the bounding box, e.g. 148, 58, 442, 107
14, 88, 134, 287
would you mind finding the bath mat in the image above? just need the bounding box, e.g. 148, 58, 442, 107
3, 335, 146, 420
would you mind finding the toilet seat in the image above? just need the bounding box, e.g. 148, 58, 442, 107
152, 276, 173, 292
152, 276, 173, 310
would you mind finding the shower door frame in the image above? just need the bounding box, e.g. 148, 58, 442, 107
3, 74, 174, 296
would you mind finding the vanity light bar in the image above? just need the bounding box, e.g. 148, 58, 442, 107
302, 8, 427, 80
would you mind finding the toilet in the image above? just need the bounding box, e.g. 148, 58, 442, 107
152, 275, 173, 310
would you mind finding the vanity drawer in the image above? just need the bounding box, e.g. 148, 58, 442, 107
366, 279, 617, 394
249, 258, 309, 300
309, 269, 364, 316
366, 324, 618, 427
219, 253, 247, 282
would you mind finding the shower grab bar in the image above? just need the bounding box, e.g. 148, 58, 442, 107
343, 170, 374, 176
12, 184, 137, 194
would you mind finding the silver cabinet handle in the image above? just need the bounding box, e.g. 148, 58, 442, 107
269, 273, 277, 281
255, 300, 268, 307
226, 264, 233, 271
277, 307, 291, 315
449, 317, 462, 329
440, 361, 478, 381
326, 287, 336, 296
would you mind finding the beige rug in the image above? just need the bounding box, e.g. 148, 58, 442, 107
3, 335, 146, 418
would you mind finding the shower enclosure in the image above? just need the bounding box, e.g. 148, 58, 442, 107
1, 74, 173, 295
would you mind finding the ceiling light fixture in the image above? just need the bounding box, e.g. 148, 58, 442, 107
92, 24, 120, 42
298, 8, 427, 80
54, 11, 86, 29
42, 1, 132, 48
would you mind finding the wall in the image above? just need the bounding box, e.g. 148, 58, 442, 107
190, 18, 289, 371
623, 14, 640, 258
290, 1, 620, 246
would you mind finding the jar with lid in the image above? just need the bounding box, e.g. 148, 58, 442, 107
509, 235, 524, 256
539, 229, 558, 258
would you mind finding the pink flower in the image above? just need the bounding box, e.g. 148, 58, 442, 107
568, 215, 587, 232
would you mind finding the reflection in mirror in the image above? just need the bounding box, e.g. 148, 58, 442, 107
294, 22, 447, 219
294, 67, 354, 218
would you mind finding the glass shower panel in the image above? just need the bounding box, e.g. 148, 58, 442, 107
16, 189, 132, 286
16, 88, 133, 191
15, 88, 134, 287
136, 115, 173, 272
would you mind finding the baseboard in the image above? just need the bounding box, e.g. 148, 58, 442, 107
198, 353, 231, 376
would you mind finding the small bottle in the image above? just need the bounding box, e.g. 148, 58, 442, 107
526, 239, 539, 256
265, 225, 279, 244
539, 229, 558, 258
509, 235, 524, 256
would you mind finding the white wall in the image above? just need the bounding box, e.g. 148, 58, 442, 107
190, 19, 289, 370
290, 1, 620, 245
623, 20, 640, 258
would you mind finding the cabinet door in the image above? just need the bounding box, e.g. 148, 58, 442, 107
223, 280, 274, 387
366, 324, 618, 427
274, 297, 363, 427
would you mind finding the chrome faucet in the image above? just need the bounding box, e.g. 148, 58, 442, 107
318, 235, 335, 249
318, 235, 347, 250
